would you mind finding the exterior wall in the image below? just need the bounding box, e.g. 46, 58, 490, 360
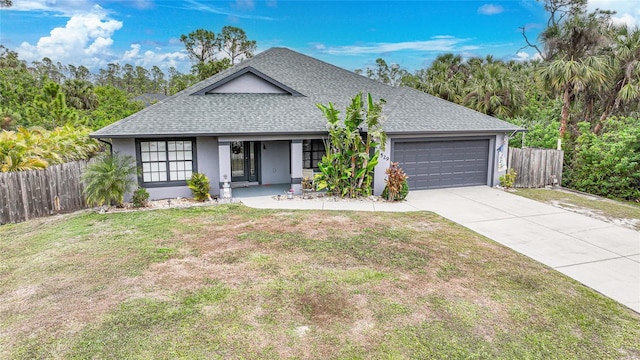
261, 141, 291, 184
112, 137, 220, 201
210, 73, 288, 94
374, 137, 392, 196
111, 138, 141, 202
493, 133, 509, 186
196, 137, 220, 196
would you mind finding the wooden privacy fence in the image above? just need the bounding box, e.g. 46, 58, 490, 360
507, 147, 564, 188
0, 160, 89, 225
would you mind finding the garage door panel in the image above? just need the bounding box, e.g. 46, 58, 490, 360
394, 139, 490, 190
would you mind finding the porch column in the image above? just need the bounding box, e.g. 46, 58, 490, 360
218, 141, 232, 196
290, 140, 303, 194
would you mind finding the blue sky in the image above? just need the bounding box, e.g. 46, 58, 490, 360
1, 0, 638, 74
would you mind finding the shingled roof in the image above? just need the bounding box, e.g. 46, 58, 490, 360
91, 47, 522, 138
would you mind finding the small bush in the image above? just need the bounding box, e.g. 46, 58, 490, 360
187, 172, 210, 202
131, 187, 150, 208
499, 168, 517, 188
82, 153, 138, 207
383, 162, 409, 201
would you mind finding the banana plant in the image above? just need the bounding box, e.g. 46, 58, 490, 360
314, 93, 387, 197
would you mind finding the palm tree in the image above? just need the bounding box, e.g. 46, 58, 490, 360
82, 153, 138, 207
418, 53, 467, 104
463, 58, 525, 118
63, 79, 99, 110
595, 25, 640, 132
538, 55, 609, 148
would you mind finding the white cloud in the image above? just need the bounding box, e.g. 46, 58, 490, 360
121, 44, 189, 70
611, 13, 636, 27
8, 0, 98, 15
478, 4, 504, 15
320, 37, 472, 55
233, 0, 255, 10
9, 1, 191, 72
511, 51, 543, 62
17, 6, 123, 67
587, 0, 638, 27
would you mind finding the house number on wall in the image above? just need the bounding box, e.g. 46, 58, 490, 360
380, 153, 390, 161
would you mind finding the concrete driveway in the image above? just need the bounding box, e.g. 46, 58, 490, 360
242, 186, 640, 312
407, 186, 640, 313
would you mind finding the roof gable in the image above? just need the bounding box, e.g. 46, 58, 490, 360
191, 66, 304, 97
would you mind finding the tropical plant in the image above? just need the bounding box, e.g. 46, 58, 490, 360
63, 79, 99, 110
0, 125, 99, 172
315, 92, 387, 198
382, 162, 409, 201
131, 187, 150, 208
187, 172, 211, 202
81, 153, 138, 207
538, 55, 609, 145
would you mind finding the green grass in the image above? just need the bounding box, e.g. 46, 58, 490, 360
1, 204, 639, 359
514, 188, 640, 230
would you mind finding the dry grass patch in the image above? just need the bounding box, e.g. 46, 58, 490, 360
514, 188, 640, 230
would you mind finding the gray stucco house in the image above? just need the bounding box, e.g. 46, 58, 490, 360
91, 47, 521, 200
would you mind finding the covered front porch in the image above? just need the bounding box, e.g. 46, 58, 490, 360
231, 183, 291, 198
217, 137, 320, 197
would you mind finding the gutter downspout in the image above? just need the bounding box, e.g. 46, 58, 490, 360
97, 138, 113, 155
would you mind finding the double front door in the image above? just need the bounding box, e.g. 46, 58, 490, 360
231, 141, 260, 182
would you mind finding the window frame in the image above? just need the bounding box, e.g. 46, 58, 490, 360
303, 139, 326, 171
135, 138, 198, 188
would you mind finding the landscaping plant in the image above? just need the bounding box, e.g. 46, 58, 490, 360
82, 153, 138, 207
382, 162, 409, 201
187, 172, 211, 201
131, 187, 150, 208
499, 168, 517, 189
315, 92, 387, 198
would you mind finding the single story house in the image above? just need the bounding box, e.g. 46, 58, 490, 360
91, 47, 522, 200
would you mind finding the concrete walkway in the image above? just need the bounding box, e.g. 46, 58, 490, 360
241, 186, 640, 312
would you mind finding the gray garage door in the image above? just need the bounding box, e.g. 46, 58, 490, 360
393, 139, 490, 190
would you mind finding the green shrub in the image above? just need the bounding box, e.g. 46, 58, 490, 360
187, 172, 211, 202
131, 187, 150, 208
567, 118, 640, 201
82, 153, 138, 207
499, 168, 517, 188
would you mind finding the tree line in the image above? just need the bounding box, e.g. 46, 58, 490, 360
0, 26, 256, 131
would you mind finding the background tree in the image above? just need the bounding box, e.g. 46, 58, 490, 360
180, 29, 218, 63
29, 81, 80, 128
219, 26, 256, 65
89, 86, 144, 129
63, 79, 99, 111
357, 58, 409, 87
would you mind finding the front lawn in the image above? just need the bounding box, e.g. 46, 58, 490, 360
1, 205, 638, 359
